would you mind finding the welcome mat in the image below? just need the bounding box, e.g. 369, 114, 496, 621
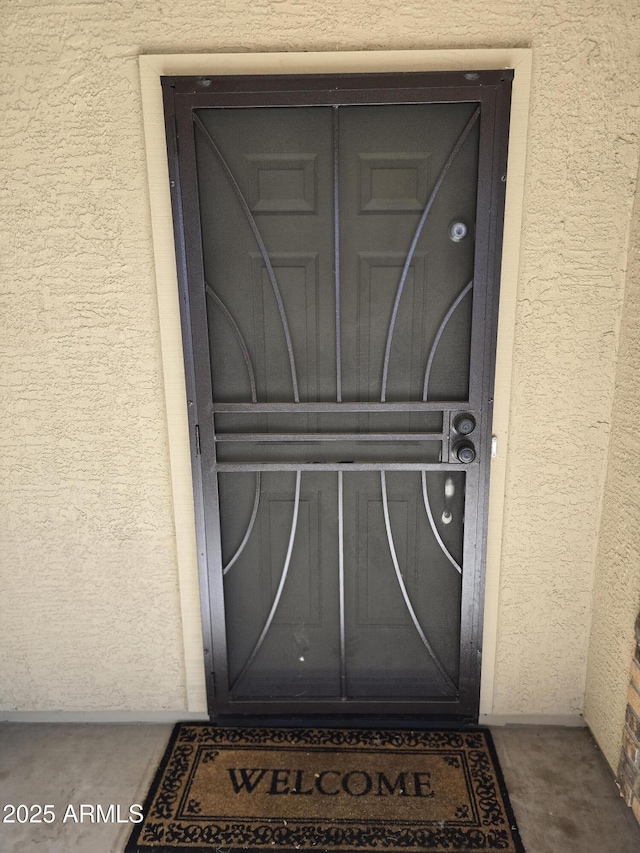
126, 724, 524, 853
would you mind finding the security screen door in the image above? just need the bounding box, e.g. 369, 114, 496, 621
163, 71, 512, 723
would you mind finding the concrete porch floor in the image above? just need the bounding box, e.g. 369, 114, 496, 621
0, 723, 638, 852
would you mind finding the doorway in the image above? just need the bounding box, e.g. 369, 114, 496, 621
162, 71, 512, 723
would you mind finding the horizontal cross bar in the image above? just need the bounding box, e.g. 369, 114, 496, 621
213, 402, 461, 413
215, 432, 444, 442
215, 462, 471, 472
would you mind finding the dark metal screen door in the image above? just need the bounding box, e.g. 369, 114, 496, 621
163, 71, 512, 723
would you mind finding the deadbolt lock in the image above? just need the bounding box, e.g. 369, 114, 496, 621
450, 413, 477, 463
453, 413, 476, 435
453, 441, 476, 464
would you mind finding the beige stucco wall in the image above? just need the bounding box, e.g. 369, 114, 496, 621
1, 0, 639, 723
585, 153, 640, 771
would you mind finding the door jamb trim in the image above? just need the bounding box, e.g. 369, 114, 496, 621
138, 48, 532, 715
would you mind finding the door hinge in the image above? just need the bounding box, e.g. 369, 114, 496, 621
491, 435, 498, 458
195, 424, 201, 455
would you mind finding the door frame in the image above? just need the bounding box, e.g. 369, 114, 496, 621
138, 49, 532, 719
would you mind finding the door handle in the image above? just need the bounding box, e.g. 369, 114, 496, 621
442, 476, 455, 524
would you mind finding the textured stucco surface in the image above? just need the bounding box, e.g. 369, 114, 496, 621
585, 156, 640, 771
1, 1, 639, 718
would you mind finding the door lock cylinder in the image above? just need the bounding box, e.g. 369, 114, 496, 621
453, 441, 476, 464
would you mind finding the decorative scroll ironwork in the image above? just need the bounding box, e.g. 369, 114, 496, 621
421, 472, 462, 575
205, 282, 262, 575
195, 102, 482, 708
380, 108, 480, 402
422, 279, 473, 401
194, 113, 300, 402
222, 475, 261, 575
380, 472, 456, 693
206, 283, 258, 403
231, 471, 302, 693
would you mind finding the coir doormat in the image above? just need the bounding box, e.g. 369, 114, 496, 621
126, 724, 524, 853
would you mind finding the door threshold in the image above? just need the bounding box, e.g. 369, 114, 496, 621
212, 713, 479, 730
